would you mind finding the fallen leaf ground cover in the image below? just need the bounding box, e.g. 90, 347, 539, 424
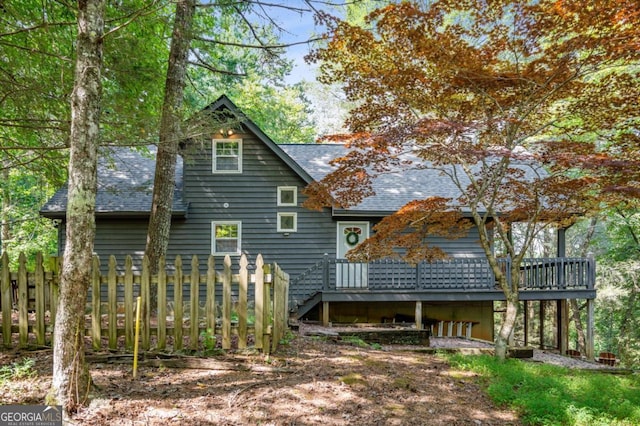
1, 331, 521, 425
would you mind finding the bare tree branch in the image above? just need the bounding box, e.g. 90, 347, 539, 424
193, 35, 323, 49
188, 49, 246, 76
103, 0, 167, 39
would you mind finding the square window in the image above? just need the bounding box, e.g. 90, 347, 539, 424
277, 186, 297, 206
212, 221, 241, 255
213, 139, 242, 173
277, 212, 297, 232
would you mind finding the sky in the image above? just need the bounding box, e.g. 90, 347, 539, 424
250, 1, 351, 136
252, 1, 341, 84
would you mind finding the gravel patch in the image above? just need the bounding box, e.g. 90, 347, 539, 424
300, 322, 615, 370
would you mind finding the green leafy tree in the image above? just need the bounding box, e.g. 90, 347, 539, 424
0, 0, 173, 264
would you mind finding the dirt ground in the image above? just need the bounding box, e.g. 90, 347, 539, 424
1, 327, 522, 426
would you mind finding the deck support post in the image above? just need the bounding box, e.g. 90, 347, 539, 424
322, 301, 330, 326
558, 299, 568, 355
523, 300, 529, 347
539, 301, 545, 349
586, 298, 595, 360
415, 301, 422, 330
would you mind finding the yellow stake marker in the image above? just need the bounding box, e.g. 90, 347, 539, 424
133, 296, 142, 379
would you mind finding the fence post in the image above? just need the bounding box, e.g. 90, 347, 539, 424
272, 264, 285, 353
322, 253, 329, 291
254, 255, 264, 350
1, 252, 11, 347
91, 255, 101, 350
222, 255, 232, 350
190, 256, 200, 351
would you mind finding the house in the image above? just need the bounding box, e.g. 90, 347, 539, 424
41, 95, 596, 351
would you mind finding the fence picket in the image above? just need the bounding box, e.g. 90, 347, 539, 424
272, 263, 288, 352
18, 253, 28, 347
1, 253, 11, 347
206, 256, 216, 333
238, 255, 248, 349
124, 256, 134, 349
141, 256, 150, 350
222, 255, 232, 350
190, 256, 200, 351
108, 256, 117, 350
263, 263, 272, 354
91, 256, 101, 350
35, 253, 45, 346
254, 254, 264, 350
174, 256, 183, 351
49, 257, 59, 338
157, 256, 167, 350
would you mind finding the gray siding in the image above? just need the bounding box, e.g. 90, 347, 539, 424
56, 132, 488, 305
179, 134, 336, 278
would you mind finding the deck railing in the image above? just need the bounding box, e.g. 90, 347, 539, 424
290, 255, 595, 305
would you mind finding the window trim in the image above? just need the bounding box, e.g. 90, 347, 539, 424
212, 138, 242, 174
277, 186, 297, 206
277, 212, 297, 233
211, 221, 242, 255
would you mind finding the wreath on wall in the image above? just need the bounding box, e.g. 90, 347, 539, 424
345, 231, 360, 246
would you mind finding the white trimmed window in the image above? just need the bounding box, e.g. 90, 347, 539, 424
212, 221, 242, 255
277, 186, 297, 206
212, 139, 242, 173
277, 212, 297, 232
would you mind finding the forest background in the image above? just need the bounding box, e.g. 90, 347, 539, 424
1, 0, 639, 374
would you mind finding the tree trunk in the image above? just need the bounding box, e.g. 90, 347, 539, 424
495, 268, 521, 360
1, 167, 9, 254
48, 0, 104, 413
496, 292, 519, 359
145, 0, 195, 282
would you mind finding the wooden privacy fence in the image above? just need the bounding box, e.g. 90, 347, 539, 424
0, 252, 290, 354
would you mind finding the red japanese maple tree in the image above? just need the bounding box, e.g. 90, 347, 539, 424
305, 1, 640, 359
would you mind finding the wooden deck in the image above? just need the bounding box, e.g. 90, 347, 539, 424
291, 256, 596, 316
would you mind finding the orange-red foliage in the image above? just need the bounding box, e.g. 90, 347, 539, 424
305, 0, 640, 262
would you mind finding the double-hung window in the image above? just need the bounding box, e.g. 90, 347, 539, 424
212, 221, 241, 255
212, 139, 242, 173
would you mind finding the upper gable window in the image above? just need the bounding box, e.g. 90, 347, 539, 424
212, 139, 242, 173
277, 186, 297, 206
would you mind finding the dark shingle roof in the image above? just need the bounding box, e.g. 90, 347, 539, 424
40, 146, 186, 219
281, 144, 468, 215
281, 143, 547, 215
